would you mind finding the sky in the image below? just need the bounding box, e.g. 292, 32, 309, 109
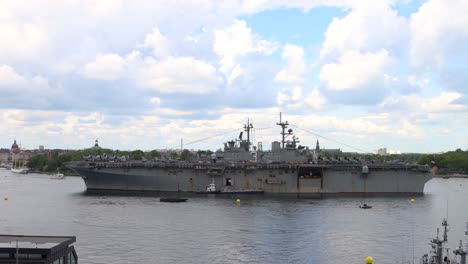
0, 0, 467, 153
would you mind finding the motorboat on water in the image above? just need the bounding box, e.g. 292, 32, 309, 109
195, 183, 220, 194
11, 167, 28, 174
160, 197, 188, 203
50, 172, 65, 179
359, 203, 372, 209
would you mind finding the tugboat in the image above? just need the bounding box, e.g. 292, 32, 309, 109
195, 183, 220, 194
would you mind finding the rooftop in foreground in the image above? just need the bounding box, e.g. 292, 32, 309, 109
0, 234, 77, 264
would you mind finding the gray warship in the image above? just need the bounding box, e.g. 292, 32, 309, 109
422, 219, 468, 264
65, 114, 433, 195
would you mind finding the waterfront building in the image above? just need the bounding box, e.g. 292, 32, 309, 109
87, 140, 103, 151
0, 235, 78, 264
0, 149, 10, 165
377, 148, 388, 155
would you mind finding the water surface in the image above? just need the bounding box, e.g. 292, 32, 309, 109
0, 170, 467, 264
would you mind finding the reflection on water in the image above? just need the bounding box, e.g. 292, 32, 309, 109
0, 170, 467, 264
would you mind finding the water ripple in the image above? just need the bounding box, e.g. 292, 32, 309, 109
0, 174, 467, 264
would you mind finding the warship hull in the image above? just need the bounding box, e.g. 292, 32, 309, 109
67, 161, 432, 195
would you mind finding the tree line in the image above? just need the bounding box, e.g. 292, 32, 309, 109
26, 149, 213, 173
27, 148, 467, 174
417, 149, 468, 174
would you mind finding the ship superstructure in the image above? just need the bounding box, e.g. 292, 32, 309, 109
422, 219, 468, 264
66, 114, 432, 195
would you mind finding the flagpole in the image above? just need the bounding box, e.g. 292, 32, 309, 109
16, 239, 19, 264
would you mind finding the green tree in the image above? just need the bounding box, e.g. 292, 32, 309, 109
418, 150, 468, 174
169, 152, 179, 159
180, 149, 192, 160
197, 150, 213, 156
27, 154, 49, 170
148, 150, 161, 158
131, 150, 145, 160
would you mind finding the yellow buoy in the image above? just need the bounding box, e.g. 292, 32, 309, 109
410, 198, 415, 204
365, 256, 373, 264
236, 199, 241, 203
4, 196, 8, 201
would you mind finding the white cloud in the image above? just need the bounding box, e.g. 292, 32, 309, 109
0, 0, 466, 152
304, 88, 327, 110
321, 1, 407, 59
138, 56, 222, 94
407, 75, 429, 89
140, 27, 171, 58
81, 53, 126, 80
410, 0, 468, 69
51, 62, 76, 74
82, 0, 124, 19
0, 65, 26, 87
153, 108, 194, 117
295, 113, 392, 136
396, 120, 422, 138
274, 44, 306, 84
214, 19, 278, 78
0, 22, 49, 63
227, 64, 244, 86
275, 44, 311, 111
380, 92, 467, 113
239, 0, 351, 14
426, 92, 466, 112
319, 50, 391, 90
149, 97, 161, 105
276, 86, 303, 106
0, 65, 50, 95
276, 91, 289, 106
277, 86, 327, 111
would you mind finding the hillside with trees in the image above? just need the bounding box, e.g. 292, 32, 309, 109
26, 147, 467, 175
418, 149, 468, 174
26, 148, 202, 174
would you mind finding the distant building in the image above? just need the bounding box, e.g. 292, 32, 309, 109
11, 139, 20, 154
321, 148, 342, 154
315, 140, 342, 155
377, 148, 387, 155
39, 145, 44, 151
0, 234, 78, 264
8, 139, 33, 164
87, 140, 103, 151
0, 149, 10, 164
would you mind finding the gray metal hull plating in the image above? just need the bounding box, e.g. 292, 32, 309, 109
68, 161, 432, 195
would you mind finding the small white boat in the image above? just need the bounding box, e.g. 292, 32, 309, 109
11, 167, 28, 174
50, 172, 65, 179
195, 183, 220, 194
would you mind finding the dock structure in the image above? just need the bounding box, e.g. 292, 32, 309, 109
0, 235, 77, 264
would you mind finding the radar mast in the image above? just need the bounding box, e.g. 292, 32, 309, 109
276, 112, 290, 149
244, 118, 253, 148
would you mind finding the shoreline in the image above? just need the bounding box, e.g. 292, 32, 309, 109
28, 170, 81, 176
433, 174, 468, 179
